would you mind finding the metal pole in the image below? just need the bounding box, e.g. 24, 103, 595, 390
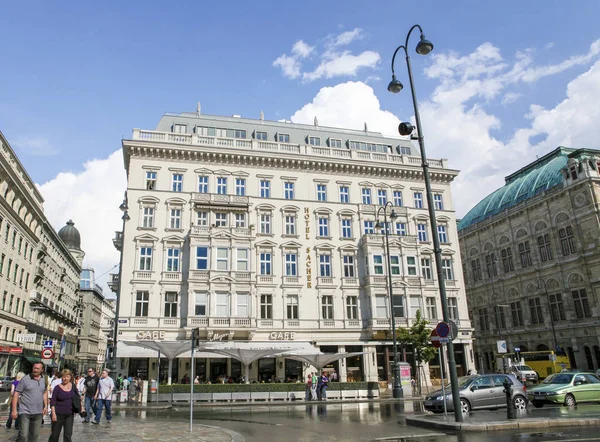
190, 340, 194, 432
540, 279, 559, 354
156, 350, 160, 404
380, 203, 403, 398
404, 49, 462, 422
112, 202, 127, 376
440, 346, 447, 416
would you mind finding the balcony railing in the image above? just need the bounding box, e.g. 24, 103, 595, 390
131, 129, 447, 168
316, 277, 335, 287
341, 277, 359, 287
113, 231, 123, 251
133, 271, 153, 280
161, 272, 182, 282
191, 225, 252, 237
192, 193, 249, 207
361, 233, 418, 246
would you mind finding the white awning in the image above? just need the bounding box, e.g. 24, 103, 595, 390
282, 352, 369, 371
200, 341, 319, 366
118, 341, 223, 359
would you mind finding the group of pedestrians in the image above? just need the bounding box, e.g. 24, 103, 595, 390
6, 363, 115, 442
305, 371, 329, 401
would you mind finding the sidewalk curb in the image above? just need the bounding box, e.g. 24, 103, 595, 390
406, 415, 600, 432
200, 424, 245, 442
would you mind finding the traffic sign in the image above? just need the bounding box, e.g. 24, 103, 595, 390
497, 340, 507, 354
436, 322, 450, 338
449, 321, 459, 340
41, 348, 54, 360
439, 338, 450, 344
43, 340, 53, 349
431, 329, 442, 348
514, 347, 521, 353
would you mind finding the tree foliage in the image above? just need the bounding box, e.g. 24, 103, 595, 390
396, 309, 437, 365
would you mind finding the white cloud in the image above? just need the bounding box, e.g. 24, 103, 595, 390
302, 51, 380, 82
291, 40, 314, 59
38, 150, 126, 295
501, 92, 522, 105
273, 54, 302, 79
332, 28, 363, 47
13, 136, 59, 156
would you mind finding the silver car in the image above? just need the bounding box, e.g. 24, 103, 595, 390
424, 373, 528, 414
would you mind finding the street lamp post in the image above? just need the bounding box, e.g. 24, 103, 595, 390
388, 24, 462, 422
537, 278, 560, 354
375, 201, 402, 398
111, 197, 129, 375
494, 304, 510, 371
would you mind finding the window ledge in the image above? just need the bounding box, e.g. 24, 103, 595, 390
256, 233, 275, 237
165, 228, 184, 233
339, 237, 356, 241
137, 227, 157, 231
282, 234, 300, 239
316, 236, 333, 240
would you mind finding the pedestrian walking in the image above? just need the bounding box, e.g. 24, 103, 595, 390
305, 374, 313, 401
5, 372, 24, 430
310, 372, 317, 401
320, 372, 329, 400
47, 371, 61, 417
128, 377, 137, 402
11, 362, 48, 442
48, 369, 79, 442
82, 367, 99, 423
93, 370, 114, 424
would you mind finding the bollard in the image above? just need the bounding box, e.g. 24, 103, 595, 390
503, 378, 517, 420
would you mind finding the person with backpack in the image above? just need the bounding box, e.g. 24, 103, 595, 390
11, 362, 48, 442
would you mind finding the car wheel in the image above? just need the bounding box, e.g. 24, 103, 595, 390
460, 398, 471, 414
564, 394, 576, 407
513, 395, 527, 411
532, 401, 544, 408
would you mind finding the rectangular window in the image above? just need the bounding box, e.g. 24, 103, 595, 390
217, 177, 227, 195
549, 293, 566, 321
390, 256, 401, 275
285, 215, 296, 235
346, 296, 358, 319
559, 226, 577, 256
341, 219, 352, 239
471, 258, 482, 281
448, 297, 459, 321
172, 174, 183, 192
196, 211, 208, 226
329, 138, 342, 148
363, 221, 374, 234
166, 248, 180, 272
377, 189, 387, 206
164, 292, 178, 317
343, 255, 355, 278
361, 188, 372, 205
194, 292, 207, 316
198, 176, 208, 193
173, 123, 186, 134
235, 178, 246, 196
285, 253, 297, 276
216, 292, 230, 317
434, 194, 444, 210
255, 131, 267, 141
169, 208, 182, 229
145, 171, 157, 190
317, 184, 327, 201
373, 255, 384, 275
319, 254, 332, 277
215, 212, 228, 227
414, 192, 423, 209
308, 136, 320, 146
260, 253, 272, 275
139, 247, 152, 271
438, 225, 448, 243
287, 295, 299, 319
410, 295, 421, 317
261, 294, 273, 319
318, 216, 329, 237
395, 222, 407, 236
135, 291, 149, 317
511, 301, 524, 326
572, 289, 591, 318
501, 248, 514, 273
375, 295, 388, 318
478, 308, 489, 330
417, 223, 428, 242
235, 213, 246, 228
0, 254, 4, 275
393, 190, 403, 207
237, 293, 249, 317
277, 133, 290, 143
339, 186, 349, 203
393, 295, 404, 318
6, 259, 11, 280
407, 256, 417, 276
284, 181, 295, 200
322, 295, 333, 319
260, 180, 271, 198
236, 249, 249, 271
518, 241, 533, 268
260, 213, 271, 234
216, 248, 229, 271
442, 258, 454, 280
529, 297, 544, 324
538, 234, 554, 262
485, 254, 498, 277
426, 297, 437, 319
421, 258, 432, 280
233, 129, 246, 139
142, 207, 154, 228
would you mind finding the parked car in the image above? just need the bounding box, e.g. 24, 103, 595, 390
0, 376, 13, 391
511, 364, 539, 383
528, 371, 600, 407
424, 373, 528, 414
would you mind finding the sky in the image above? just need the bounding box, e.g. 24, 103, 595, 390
1, 1, 600, 295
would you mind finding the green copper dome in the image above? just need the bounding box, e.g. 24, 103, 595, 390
458, 148, 572, 231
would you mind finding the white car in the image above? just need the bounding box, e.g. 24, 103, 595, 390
511, 365, 539, 383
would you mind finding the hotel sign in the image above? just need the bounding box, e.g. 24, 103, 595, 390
136, 331, 165, 340
304, 207, 312, 289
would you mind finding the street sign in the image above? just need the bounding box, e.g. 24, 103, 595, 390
497, 340, 507, 354
118, 319, 128, 324
43, 340, 53, 348
514, 347, 521, 353
449, 321, 459, 340
430, 329, 442, 348
41, 348, 54, 360
16, 334, 36, 343
439, 338, 450, 344
9, 347, 23, 354
436, 322, 450, 339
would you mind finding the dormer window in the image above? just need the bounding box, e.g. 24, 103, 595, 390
329, 138, 342, 148
569, 166, 578, 180
255, 131, 268, 141
173, 124, 187, 134
308, 136, 320, 146
277, 133, 290, 143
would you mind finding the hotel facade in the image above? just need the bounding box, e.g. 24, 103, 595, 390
115, 110, 474, 383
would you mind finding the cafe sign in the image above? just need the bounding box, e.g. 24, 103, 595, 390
268, 332, 296, 341
136, 330, 165, 340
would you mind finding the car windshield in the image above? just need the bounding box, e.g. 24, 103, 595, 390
444, 376, 474, 389
542, 373, 573, 384
515, 365, 533, 371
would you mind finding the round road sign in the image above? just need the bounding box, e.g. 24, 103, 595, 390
435, 321, 450, 338
430, 329, 442, 349
41, 348, 54, 360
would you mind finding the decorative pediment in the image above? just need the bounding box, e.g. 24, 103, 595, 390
162, 235, 184, 244
280, 240, 303, 249
231, 170, 250, 177
436, 215, 452, 223
337, 208, 357, 216
255, 239, 278, 248
255, 203, 276, 211
314, 207, 333, 215
358, 181, 375, 187
413, 214, 429, 221
280, 204, 301, 213
209, 274, 235, 283
441, 248, 456, 256
420, 247, 434, 255
314, 242, 336, 251
339, 244, 358, 252
567, 272, 584, 287
134, 233, 159, 242
390, 183, 405, 189
213, 169, 232, 176
194, 167, 214, 174
165, 197, 187, 206
212, 230, 234, 240
374, 182, 390, 188
138, 196, 160, 204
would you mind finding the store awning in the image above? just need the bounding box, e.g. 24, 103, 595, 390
118, 341, 223, 359
200, 341, 319, 366
281, 352, 369, 371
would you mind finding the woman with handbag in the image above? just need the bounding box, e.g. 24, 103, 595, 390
48, 369, 79, 442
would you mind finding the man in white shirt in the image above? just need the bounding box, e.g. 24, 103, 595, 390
93, 370, 114, 424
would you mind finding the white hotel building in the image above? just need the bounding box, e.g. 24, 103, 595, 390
115, 109, 474, 383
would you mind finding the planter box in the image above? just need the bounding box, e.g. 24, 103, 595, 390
172, 393, 190, 402
158, 393, 172, 402
232, 393, 250, 401
342, 390, 359, 399
288, 391, 304, 401
270, 392, 288, 401
326, 390, 340, 399
251, 392, 269, 401
194, 393, 212, 402
213, 392, 231, 402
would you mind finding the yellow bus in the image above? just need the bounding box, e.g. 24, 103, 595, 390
499, 351, 570, 378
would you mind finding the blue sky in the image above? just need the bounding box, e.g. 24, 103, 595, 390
1, 1, 599, 290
